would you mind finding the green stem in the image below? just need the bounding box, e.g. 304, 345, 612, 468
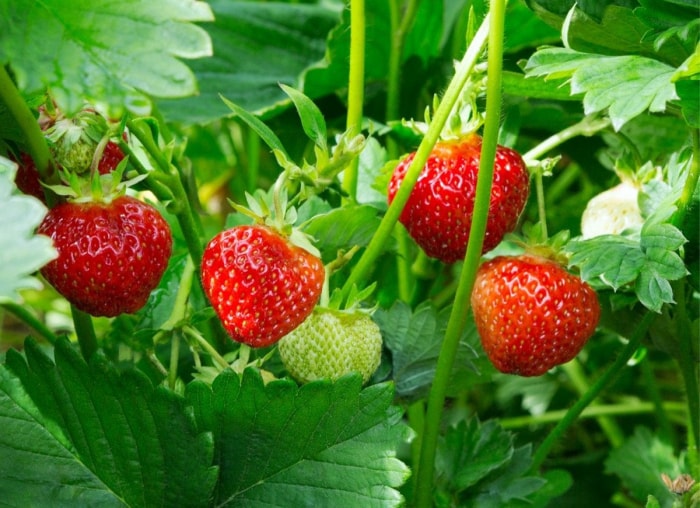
407, 399, 425, 494
342, 0, 366, 202
0, 67, 53, 180
535, 170, 548, 238
126, 119, 205, 267
562, 359, 625, 448
671, 128, 699, 229
673, 280, 700, 477
530, 311, 656, 472
183, 326, 231, 371
1, 302, 58, 344
71, 305, 98, 361
522, 116, 611, 163
386, 0, 420, 159
339, 13, 492, 305
386, 0, 420, 304
500, 401, 687, 429
245, 130, 260, 194
168, 332, 181, 390
640, 354, 676, 447
414, 4, 506, 506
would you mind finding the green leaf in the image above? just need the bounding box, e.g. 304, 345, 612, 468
1, 339, 217, 507
0, 159, 56, 303
437, 419, 514, 492
605, 426, 684, 507
373, 301, 491, 401
185, 369, 411, 507
435, 418, 554, 507
566, 220, 688, 312
566, 235, 646, 289
158, 1, 340, 124
279, 85, 328, 153
524, 48, 679, 130
0, 0, 213, 115
561, 4, 687, 66
220, 96, 288, 158
303, 204, 386, 262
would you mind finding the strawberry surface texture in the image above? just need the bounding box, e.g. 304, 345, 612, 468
471, 254, 600, 377
38, 195, 173, 317
278, 308, 383, 384
201, 224, 325, 348
388, 134, 530, 263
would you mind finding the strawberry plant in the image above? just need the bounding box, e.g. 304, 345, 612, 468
1, 0, 698, 507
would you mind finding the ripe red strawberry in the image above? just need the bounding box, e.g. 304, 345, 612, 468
387, 134, 530, 263
201, 224, 325, 348
12, 153, 46, 202
471, 254, 600, 377
38, 195, 173, 317
97, 140, 125, 174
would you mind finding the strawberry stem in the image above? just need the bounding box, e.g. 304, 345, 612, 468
1, 301, 58, 345
338, 12, 492, 306
561, 359, 625, 447
499, 400, 686, 429
342, 0, 366, 203
530, 311, 656, 472
71, 305, 98, 361
414, 3, 505, 505
0, 67, 57, 202
522, 115, 611, 164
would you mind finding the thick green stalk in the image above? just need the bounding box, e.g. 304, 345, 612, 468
1, 302, 58, 344
673, 280, 700, 477
0, 67, 52, 178
342, 0, 366, 202
71, 305, 98, 361
414, 4, 506, 506
530, 311, 656, 472
339, 13, 492, 304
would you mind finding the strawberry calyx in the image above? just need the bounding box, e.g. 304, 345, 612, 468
505, 223, 572, 267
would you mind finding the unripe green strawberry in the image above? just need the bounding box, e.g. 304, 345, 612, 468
581, 181, 643, 238
278, 308, 383, 384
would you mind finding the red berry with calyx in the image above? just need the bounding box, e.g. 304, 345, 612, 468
38, 195, 173, 317
471, 254, 600, 377
388, 134, 530, 263
201, 224, 325, 348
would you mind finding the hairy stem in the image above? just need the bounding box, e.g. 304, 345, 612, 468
414, 4, 506, 506
530, 311, 656, 471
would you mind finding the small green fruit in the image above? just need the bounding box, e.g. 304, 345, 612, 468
278, 308, 383, 384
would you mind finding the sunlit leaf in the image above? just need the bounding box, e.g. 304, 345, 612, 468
186, 369, 411, 507
0, 159, 56, 303
0, 0, 213, 115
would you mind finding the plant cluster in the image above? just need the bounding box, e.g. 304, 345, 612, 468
0, 1, 698, 507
